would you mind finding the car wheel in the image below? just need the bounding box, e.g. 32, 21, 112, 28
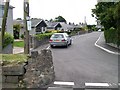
69, 40, 72, 45
50, 45, 54, 48
65, 44, 68, 48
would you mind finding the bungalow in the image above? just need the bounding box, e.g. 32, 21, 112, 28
46, 22, 62, 30
13, 18, 47, 37
60, 22, 75, 32
0, 3, 14, 35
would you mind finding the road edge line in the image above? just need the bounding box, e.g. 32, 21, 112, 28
95, 32, 119, 55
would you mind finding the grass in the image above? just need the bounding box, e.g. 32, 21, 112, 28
14, 41, 24, 47
0, 54, 28, 66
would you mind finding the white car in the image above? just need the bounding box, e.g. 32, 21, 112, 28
98, 29, 101, 32
49, 33, 72, 48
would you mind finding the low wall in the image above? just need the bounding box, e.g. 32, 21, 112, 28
2, 44, 13, 54
2, 64, 25, 88
2, 49, 55, 88
30, 36, 49, 49
23, 49, 55, 88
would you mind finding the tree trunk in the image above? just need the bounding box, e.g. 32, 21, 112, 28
1, 0, 10, 50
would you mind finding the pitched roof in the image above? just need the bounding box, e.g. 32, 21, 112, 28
13, 19, 46, 27
60, 23, 75, 30
31, 19, 43, 27
46, 22, 61, 28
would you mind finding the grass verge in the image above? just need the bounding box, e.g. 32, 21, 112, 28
0, 54, 28, 66
14, 41, 24, 47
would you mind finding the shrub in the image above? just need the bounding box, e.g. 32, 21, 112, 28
104, 27, 118, 45
35, 33, 53, 40
0, 33, 14, 48
21, 34, 24, 39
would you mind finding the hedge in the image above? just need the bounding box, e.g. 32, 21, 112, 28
35, 33, 53, 40
104, 27, 119, 47
0, 33, 14, 48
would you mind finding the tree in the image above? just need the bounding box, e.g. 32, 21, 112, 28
54, 16, 67, 23
16, 18, 22, 20
13, 24, 21, 39
1, 0, 10, 49
92, 2, 120, 46
92, 2, 115, 30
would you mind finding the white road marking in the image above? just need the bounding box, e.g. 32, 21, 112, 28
85, 83, 109, 87
46, 45, 50, 49
54, 81, 74, 86
95, 33, 119, 55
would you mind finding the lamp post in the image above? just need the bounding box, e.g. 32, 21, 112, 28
24, 0, 30, 54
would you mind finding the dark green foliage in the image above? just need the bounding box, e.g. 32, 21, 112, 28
13, 24, 21, 39
92, 2, 120, 47
2, 33, 14, 48
35, 33, 53, 40
21, 34, 24, 39
54, 16, 67, 23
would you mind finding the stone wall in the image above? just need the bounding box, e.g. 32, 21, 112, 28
2, 49, 55, 88
23, 49, 55, 88
30, 36, 49, 49
2, 64, 25, 88
2, 44, 13, 54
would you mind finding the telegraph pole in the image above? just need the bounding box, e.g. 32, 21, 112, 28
24, 0, 29, 54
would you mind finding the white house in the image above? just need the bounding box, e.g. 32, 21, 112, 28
0, 3, 14, 35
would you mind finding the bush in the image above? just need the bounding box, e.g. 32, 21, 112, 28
21, 34, 24, 39
35, 33, 53, 40
1, 33, 14, 48
104, 27, 118, 45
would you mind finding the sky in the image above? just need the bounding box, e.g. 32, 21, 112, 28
10, 0, 97, 25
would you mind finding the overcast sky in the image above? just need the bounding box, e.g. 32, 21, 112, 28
10, 0, 97, 25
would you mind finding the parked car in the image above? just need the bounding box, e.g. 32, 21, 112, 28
49, 33, 72, 48
98, 29, 101, 32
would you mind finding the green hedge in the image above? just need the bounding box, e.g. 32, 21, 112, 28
35, 33, 53, 40
1, 33, 14, 48
104, 27, 119, 46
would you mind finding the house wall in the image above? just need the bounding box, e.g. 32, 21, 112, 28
6, 8, 13, 35
0, 5, 14, 35
29, 28, 36, 35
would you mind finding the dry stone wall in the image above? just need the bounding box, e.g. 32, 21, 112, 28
2, 49, 55, 88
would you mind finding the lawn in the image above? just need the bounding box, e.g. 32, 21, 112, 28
0, 54, 28, 66
14, 41, 24, 47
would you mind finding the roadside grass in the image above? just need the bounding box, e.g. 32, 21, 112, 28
14, 41, 24, 47
0, 54, 28, 66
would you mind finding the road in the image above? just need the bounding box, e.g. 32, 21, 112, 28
51, 32, 118, 88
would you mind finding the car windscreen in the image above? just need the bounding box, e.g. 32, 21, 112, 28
51, 34, 64, 38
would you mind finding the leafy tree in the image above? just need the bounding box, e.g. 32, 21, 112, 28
54, 16, 67, 23
13, 24, 21, 39
92, 2, 120, 46
16, 18, 22, 20
92, 2, 115, 30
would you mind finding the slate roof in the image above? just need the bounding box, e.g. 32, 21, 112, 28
31, 19, 43, 27
13, 19, 46, 28
46, 22, 61, 28
60, 23, 75, 30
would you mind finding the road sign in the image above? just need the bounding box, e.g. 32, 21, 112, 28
27, 20, 31, 31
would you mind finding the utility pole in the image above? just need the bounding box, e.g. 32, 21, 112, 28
24, 0, 29, 54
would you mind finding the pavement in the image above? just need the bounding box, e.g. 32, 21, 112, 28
95, 32, 120, 55
13, 44, 49, 54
